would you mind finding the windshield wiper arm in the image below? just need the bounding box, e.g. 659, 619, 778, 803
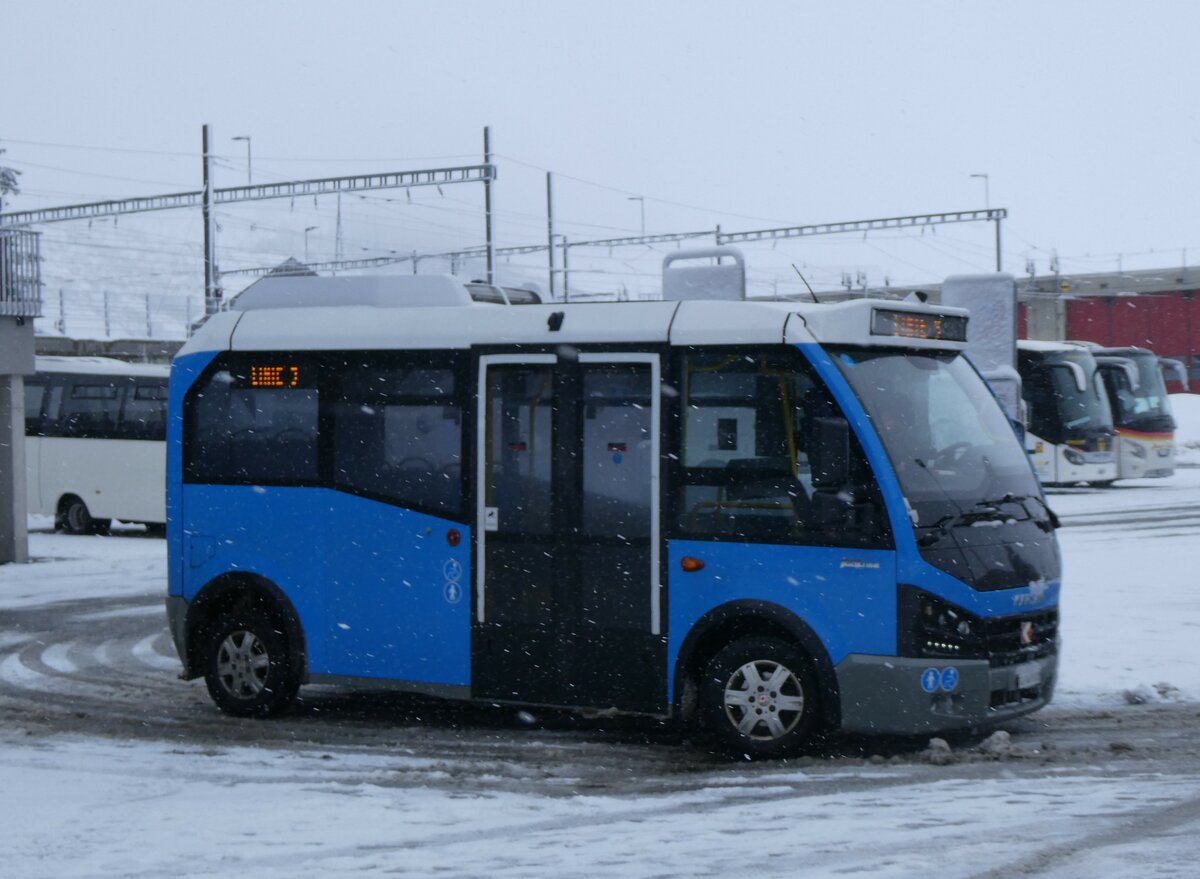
976, 493, 1060, 532
915, 505, 1016, 547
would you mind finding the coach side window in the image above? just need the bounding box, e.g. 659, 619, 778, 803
185, 362, 319, 484
121, 381, 168, 441
331, 360, 462, 515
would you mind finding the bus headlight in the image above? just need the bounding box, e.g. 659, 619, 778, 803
897, 586, 986, 659
1063, 449, 1085, 465
1130, 444, 1148, 459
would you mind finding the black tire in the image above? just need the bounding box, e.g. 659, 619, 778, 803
700, 636, 821, 759
202, 608, 299, 717
57, 496, 111, 535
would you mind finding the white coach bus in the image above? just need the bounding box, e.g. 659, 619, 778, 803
24, 356, 169, 534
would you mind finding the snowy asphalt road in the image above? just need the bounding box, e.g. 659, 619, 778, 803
1, 479, 1199, 876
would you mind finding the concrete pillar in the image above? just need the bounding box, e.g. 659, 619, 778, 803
1024, 295, 1066, 341
0, 317, 35, 565
0, 374, 28, 564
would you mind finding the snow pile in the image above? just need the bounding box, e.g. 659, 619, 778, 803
1171, 393, 1200, 466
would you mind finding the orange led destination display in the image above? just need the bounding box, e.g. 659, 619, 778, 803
870, 308, 967, 342
249, 365, 301, 388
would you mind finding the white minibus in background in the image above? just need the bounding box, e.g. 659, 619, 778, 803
24, 356, 169, 534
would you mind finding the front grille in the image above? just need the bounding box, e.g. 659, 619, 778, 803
981, 609, 1058, 667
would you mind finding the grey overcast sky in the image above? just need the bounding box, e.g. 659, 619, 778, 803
3, 0, 1199, 297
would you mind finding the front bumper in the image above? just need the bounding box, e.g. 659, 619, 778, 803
835, 650, 1057, 735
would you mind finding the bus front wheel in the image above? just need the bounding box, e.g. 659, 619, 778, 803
57, 496, 111, 535
700, 636, 820, 759
202, 608, 299, 718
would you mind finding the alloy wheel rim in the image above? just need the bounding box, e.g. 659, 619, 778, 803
216, 629, 270, 698
723, 658, 805, 740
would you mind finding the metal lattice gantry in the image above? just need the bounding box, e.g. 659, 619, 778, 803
0, 165, 496, 228
715, 208, 1006, 244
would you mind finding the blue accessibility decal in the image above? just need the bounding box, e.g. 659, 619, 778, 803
921, 667, 940, 693
940, 667, 960, 692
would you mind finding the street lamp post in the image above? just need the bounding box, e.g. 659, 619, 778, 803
232, 136, 252, 185
970, 173, 1001, 271
627, 196, 645, 236
969, 172, 990, 208
304, 226, 318, 262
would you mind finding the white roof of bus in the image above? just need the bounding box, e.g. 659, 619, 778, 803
1018, 339, 1095, 354
35, 356, 169, 378
180, 277, 969, 357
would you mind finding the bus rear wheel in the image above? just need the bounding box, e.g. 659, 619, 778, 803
700, 636, 820, 759
57, 496, 111, 535
202, 608, 299, 717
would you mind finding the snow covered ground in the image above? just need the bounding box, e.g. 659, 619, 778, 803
2, 453, 1200, 875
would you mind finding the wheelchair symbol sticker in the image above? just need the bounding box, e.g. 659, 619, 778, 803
443, 558, 463, 583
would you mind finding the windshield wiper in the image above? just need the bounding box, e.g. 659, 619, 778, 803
916, 504, 1018, 547
915, 493, 1060, 547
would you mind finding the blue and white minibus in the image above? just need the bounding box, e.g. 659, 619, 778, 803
167, 272, 1061, 758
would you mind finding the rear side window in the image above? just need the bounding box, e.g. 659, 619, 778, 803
185, 360, 319, 484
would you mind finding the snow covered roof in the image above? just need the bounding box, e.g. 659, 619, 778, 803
1018, 339, 1095, 354
35, 355, 169, 378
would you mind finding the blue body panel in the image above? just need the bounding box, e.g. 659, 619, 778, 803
179, 484, 471, 686
666, 539, 897, 673
167, 351, 220, 600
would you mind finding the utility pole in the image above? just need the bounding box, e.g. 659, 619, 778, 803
483, 126, 495, 284
201, 124, 220, 315
546, 172, 556, 299
627, 196, 645, 236
562, 236, 570, 301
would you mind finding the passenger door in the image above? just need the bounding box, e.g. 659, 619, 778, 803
473, 353, 666, 712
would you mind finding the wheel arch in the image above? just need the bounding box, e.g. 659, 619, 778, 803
183, 573, 308, 683
673, 600, 841, 731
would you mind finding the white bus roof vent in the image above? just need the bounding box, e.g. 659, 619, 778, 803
229, 274, 477, 311
663, 247, 746, 301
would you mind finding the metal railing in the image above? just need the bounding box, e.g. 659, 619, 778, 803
0, 228, 41, 318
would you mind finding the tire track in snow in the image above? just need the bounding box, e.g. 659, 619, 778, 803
963, 789, 1200, 879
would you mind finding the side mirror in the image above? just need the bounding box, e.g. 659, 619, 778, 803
811, 417, 850, 489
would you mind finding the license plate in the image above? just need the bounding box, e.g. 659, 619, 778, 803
1015, 662, 1041, 689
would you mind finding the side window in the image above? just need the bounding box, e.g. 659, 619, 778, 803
676, 351, 809, 540
675, 349, 879, 545
332, 360, 462, 514
60, 378, 121, 437
185, 360, 319, 484
120, 381, 168, 440
23, 379, 45, 435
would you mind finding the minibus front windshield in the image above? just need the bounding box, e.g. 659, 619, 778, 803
830, 347, 1042, 529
